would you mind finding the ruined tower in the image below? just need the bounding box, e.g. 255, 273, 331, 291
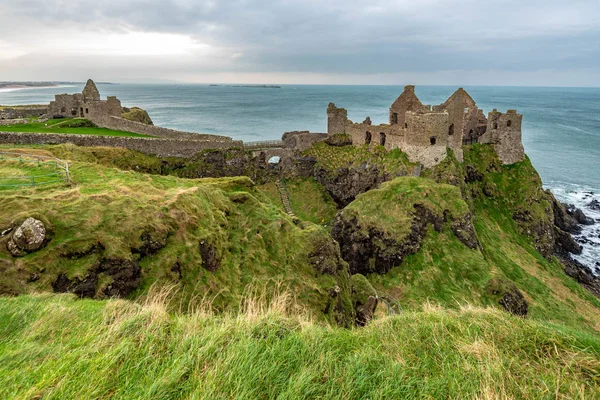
389, 85, 428, 127
82, 79, 101, 101
327, 103, 348, 135
480, 109, 525, 164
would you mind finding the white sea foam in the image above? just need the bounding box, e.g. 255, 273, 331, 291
548, 182, 600, 274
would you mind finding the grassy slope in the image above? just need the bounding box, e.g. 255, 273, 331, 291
303, 142, 419, 176
328, 146, 600, 332
1, 293, 599, 399
0, 118, 149, 137
0, 146, 350, 321
284, 177, 338, 226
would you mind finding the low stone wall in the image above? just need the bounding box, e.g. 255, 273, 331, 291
0, 119, 26, 126
0, 132, 242, 158
91, 115, 233, 142
0, 107, 48, 120
282, 131, 328, 151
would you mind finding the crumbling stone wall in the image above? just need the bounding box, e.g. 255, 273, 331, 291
0, 132, 242, 158
327, 103, 348, 134
481, 109, 525, 164
389, 85, 428, 126
282, 131, 327, 151
90, 115, 231, 141
323, 85, 524, 167
0, 107, 48, 120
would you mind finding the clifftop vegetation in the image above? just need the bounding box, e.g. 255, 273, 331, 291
1, 140, 599, 397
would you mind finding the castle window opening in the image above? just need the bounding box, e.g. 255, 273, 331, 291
267, 156, 281, 164
71, 108, 77, 116
405, 123, 408, 128
365, 131, 372, 145
379, 132, 386, 146
61, 107, 66, 113
80, 107, 84, 116
85, 108, 89, 114
507, 120, 512, 127
391, 113, 398, 125
494, 122, 498, 129
448, 123, 454, 136
430, 136, 437, 145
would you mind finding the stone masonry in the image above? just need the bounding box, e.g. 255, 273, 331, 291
44, 79, 233, 142
327, 85, 525, 167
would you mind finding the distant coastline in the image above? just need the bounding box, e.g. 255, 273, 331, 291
0, 81, 115, 93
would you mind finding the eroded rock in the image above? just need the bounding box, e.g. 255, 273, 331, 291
332, 203, 448, 275
199, 240, 220, 272
351, 274, 378, 326
486, 278, 528, 317
314, 163, 388, 207
52, 258, 141, 298
7, 217, 47, 257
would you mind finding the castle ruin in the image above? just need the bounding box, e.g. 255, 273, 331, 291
327, 85, 524, 167
47, 79, 122, 121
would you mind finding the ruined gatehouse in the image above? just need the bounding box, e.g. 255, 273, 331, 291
327, 85, 525, 167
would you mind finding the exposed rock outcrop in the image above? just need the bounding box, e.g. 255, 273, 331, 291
333, 204, 443, 275
7, 218, 47, 257
52, 258, 141, 298
562, 257, 600, 298
350, 274, 378, 326
486, 278, 528, 317
199, 240, 220, 272
121, 107, 154, 125
314, 163, 388, 207
132, 230, 168, 258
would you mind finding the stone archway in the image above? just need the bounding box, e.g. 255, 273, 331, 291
365, 131, 372, 145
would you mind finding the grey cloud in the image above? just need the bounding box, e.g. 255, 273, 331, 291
0, 0, 599, 84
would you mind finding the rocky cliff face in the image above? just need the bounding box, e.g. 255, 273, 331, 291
331, 177, 477, 275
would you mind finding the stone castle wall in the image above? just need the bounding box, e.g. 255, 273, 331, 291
327, 103, 348, 135
481, 110, 525, 165
0, 132, 242, 158
0, 107, 48, 120
90, 115, 233, 142
281, 131, 327, 151
325, 85, 525, 166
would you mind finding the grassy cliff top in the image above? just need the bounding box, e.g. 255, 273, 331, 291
342, 176, 469, 238
0, 145, 351, 322
1, 293, 599, 399
303, 142, 419, 175
0, 118, 149, 137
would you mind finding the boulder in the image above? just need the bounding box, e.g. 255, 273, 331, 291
588, 199, 600, 211
565, 204, 595, 226
552, 199, 580, 234
7, 217, 46, 257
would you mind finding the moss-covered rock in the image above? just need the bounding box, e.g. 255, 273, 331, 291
121, 107, 153, 125
350, 273, 378, 326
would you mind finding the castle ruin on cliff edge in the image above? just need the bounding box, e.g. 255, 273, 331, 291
326, 85, 525, 167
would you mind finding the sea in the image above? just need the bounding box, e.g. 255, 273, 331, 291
1, 83, 599, 270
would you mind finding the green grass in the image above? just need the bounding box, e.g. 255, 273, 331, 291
303, 143, 419, 176
0, 293, 599, 399
0, 118, 150, 137
330, 150, 600, 332
283, 177, 338, 226
342, 176, 469, 239
0, 145, 353, 322
0, 159, 67, 189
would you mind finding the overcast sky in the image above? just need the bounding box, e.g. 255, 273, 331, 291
0, 0, 599, 86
